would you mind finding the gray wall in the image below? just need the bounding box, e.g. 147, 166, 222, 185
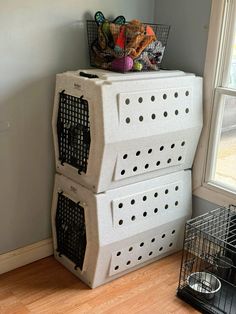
192, 196, 219, 217
0, 0, 220, 255
0, 0, 155, 254
155, 0, 220, 215
155, 0, 212, 76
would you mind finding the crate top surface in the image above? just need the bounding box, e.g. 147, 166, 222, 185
59, 68, 197, 83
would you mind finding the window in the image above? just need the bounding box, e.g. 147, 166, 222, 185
193, 0, 236, 205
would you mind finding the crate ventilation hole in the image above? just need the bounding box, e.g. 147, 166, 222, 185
124, 90, 190, 124
119, 141, 186, 178
112, 229, 177, 273
113, 184, 181, 227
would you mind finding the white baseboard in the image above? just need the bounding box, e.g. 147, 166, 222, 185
0, 238, 53, 275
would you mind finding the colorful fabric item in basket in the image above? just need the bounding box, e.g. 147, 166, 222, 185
91, 12, 165, 72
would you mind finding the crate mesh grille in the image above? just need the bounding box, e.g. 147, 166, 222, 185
57, 91, 90, 174
56, 193, 86, 270
187, 206, 236, 249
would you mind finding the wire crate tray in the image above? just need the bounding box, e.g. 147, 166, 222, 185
87, 19, 170, 73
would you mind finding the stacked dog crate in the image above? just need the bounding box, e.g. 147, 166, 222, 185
51, 68, 203, 288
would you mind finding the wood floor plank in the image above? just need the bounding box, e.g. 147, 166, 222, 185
0, 291, 30, 314
0, 253, 199, 313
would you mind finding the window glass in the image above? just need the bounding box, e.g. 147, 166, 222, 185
213, 96, 236, 191
227, 27, 236, 88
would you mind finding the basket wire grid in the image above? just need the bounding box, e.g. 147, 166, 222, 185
86, 20, 170, 72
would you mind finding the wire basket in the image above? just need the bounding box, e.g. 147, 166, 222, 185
177, 205, 236, 314
87, 20, 170, 73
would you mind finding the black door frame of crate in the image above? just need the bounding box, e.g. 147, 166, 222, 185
57, 90, 91, 174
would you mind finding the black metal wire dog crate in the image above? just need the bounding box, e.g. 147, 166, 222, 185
177, 205, 236, 314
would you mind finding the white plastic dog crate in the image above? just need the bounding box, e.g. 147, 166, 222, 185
52, 170, 192, 288
52, 69, 203, 193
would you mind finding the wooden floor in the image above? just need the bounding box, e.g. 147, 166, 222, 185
0, 252, 199, 314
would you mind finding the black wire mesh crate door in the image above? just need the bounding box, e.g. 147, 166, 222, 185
57, 90, 90, 174
55, 192, 87, 270
177, 205, 236, 314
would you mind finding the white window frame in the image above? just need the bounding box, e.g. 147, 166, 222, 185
193, 0, 236, 206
